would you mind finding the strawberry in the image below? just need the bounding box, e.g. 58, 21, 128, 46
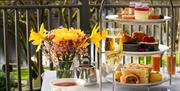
149, 37, 155, 42
142, 36, 150, 42
142, 36, 155, 42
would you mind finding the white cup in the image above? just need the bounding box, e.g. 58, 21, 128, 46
50, 78, 85, 91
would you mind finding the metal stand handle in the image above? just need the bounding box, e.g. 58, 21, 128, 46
99, 0, 105, 91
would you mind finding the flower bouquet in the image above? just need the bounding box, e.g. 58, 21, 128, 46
29, 23, 107, 78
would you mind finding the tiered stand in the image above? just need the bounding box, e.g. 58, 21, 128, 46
98, 10, 174, 91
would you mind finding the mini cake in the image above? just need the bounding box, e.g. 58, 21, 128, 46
134, 3, 150, 20
128, 2, 135, 15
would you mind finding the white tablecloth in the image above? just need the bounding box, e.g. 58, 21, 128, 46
41, 71, 113, 91
41, 71, 180, 91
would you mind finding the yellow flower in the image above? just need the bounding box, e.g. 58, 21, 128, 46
52, 28, 85, 43
90, 23, 99, 38
52, 28, 67, 43
90, 23, 107, 49
70, 28, 84, 36
53, 34, 63, 43
64, 31, 78, 40
91, 33, 102, 49
77, 42, 89, 50
29, 23, 46, 52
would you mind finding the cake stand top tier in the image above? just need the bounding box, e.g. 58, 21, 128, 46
105, 15, 171, 25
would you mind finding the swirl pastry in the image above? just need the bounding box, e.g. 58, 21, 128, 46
121, 74, 140, 84
120, 64, 152, 84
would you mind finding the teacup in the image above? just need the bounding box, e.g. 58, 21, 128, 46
50, 78, 85, 91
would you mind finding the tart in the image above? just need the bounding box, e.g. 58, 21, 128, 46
123, 42, 140, 52
140, 42, 159, 52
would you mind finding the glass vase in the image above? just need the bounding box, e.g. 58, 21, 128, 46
56, 60, 75, 78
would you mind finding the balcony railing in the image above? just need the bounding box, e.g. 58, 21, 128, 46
0, 1, 180, 91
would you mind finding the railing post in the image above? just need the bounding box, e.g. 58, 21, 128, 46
3, 9, 10, 91
80, 0, 91, 61
80, 0, 90, 32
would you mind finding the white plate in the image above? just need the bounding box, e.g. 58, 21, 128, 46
123, 44, 169, 56
105, 73, 169, 88
105, 15, 171, 25
105, 44, 169, 56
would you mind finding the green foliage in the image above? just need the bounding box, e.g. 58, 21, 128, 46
11, 69, 29, 80
0, 71, 17, 91
0, 72, 6, 91
31, 53, 44, 79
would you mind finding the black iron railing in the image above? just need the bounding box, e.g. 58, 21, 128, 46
0, 2, 180, 91
0, 4, 83, 91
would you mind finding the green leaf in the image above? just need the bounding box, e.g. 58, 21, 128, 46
36, 43, 42, 52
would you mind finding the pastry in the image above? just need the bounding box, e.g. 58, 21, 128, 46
120, 64, 152, 84
117, 8, 129, 18
121, 67, 149, 78
121, 32, 136, 43
148, 15, 160, 19
132, 32, 147, 42
139, 77, 149, 84
121, 15, 135, 19
148, 14, 164, 19
149, 71, 162, 83
125, 63, 152, 72
121, 74, 140, 84
115, 70, 122, 82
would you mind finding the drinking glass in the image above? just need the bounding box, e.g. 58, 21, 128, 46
151, 55, 161, 71
104, 28, 123, 91
165, 51, 176, 76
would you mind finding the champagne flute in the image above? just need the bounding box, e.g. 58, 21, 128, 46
103, 28, 123, 91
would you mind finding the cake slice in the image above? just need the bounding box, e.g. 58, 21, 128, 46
139, 77, 149, 84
